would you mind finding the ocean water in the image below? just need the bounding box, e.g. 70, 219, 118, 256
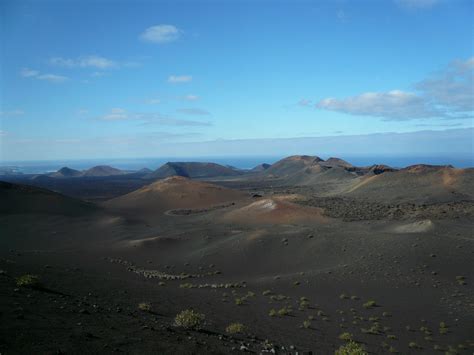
1, 155, 472, 174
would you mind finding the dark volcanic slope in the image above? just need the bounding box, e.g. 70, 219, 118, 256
49, 166, 83, 178
0, 181, 95, 215
144, 162, 242, 180
346, 165, 474, 203
250, 163, 271, 172
264, 155, 324, 176
82, 165, 126, 177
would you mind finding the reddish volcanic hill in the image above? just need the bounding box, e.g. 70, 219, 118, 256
103, 176, 247, 215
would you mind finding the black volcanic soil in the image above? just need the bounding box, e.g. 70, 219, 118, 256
1, 163, 473, 354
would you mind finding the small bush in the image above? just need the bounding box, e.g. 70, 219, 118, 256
226, 322, 245, 334
303, 320, 311, 329
335, 341, 367, 355
262, 290, 273, 296
174, 309, 205, 330
16, 274, 40, 288
363, 300, 376, 309
277, 307, 291, 316
339, 332, 353, 341
269, 309, 277, 317
138, 302, 152, 312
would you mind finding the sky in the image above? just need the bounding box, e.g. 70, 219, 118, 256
0, 0, 473, 162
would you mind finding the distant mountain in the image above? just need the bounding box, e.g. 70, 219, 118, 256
321, 157, 353, 168
137, 167, 153, 174
0, 181, 94, 215
264, 155, 324, 176
144, 162, 242, 180
49, 167, 83, 178
0, 166, 23, 176
82, 165, 126, 177
250, 163, 271, 172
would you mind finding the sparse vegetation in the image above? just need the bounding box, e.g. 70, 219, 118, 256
225, 322, 245, 334
174, 309, 205, 330
16, 274, 40, 288
455, 276, 466, 285
363, 300, 376, 309
138, 302, 152, 312
339, 332, 353, 341
270, 294, 288, 301
277, 307, 292, 316
335, 341, 367, 355
408, 341, 421, 349
439, 321, 449, 334
302, 320, 311, 329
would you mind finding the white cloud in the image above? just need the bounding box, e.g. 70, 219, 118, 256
36, 74, 68, 83
20, 68, 39, 77
316, 90, 437, 120
416, 57, 474, 113
50, 55, 117, 69
184, 94, 199, 101
19, 68, 68, 83
315, 57, 474, 120
168, 75, 192, 83
145, 98, 161, 104
97, 108, 211, 126
76, 109, 89, 116
140, 24, 181, 44
395, 0, 438, 9
177, 108, 210, 115
0, 109, 25, 117
0, 130, 7, 136
298, 99, 312, 106
91, 71, 106, 77
100, 108, 128, 121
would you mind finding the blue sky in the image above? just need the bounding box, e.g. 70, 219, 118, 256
0, 0, 473, 161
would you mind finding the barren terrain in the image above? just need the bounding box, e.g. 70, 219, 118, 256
1, 156, 473, 354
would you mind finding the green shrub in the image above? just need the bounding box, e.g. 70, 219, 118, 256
303, 320, 311, 329
339, 332, 353, 341
335, 341, 367, 355
174, 309, 205, 330
363, 300, 376, 309
138, 302, 152, 312
277, 307, 291, 316
16, 274, 40, 288
226, 322, 245, 334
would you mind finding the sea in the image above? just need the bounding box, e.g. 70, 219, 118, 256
0, 155, 473, 175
